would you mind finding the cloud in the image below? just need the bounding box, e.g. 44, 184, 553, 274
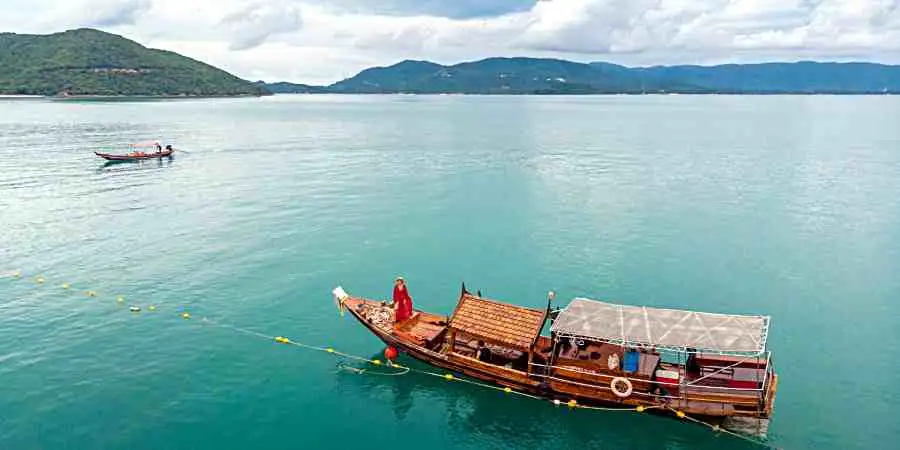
91, 0, 153, 26
309, 0, 539, 19
517, 0, 664, 54
2, 0, 900, 83
220, 1, 303, 50
508, 0, 900, 60
51, 0, 153, 28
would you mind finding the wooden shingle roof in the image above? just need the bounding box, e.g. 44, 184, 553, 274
449, 293, 546, 351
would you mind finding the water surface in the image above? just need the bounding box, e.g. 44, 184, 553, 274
1, 95, 899, 449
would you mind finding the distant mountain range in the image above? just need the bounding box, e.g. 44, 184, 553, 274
261, 58, 900, 95
0, 29, 266, 96
2, 28, 898, 96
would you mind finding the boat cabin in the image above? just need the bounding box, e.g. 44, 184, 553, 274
445, 292, 548, 373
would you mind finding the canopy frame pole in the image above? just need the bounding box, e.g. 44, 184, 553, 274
545, 334, 559, 377
642, 306, 653, 346
756, 353, 762, 430
444, 329, 456, 355
526, 349, 534, 376
762, 351, 773, 404
680, 346, 688, 404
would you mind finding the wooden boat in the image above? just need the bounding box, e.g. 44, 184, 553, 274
333, 284, 777, 436
95, 142, 174, 161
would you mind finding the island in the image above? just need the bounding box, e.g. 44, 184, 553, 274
0, 28, 267, 97
260, 58, 900, 95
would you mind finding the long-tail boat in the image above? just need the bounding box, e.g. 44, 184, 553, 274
95, 142, 174, 161
332, 284, 777, 436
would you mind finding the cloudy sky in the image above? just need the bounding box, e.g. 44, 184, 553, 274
3, 0, 900, 84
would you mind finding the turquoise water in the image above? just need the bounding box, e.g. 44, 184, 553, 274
1, 95, 898, 449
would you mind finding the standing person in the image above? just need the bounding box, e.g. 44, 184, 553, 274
392, 276, 414, 324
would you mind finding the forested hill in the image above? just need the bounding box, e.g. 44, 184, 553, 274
312, 58, 900, 94
0, 29, 267, 96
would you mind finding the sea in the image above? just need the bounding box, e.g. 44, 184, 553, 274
1, 95, 898, 449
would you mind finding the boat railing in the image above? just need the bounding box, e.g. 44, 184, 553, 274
528, 362, 767, 404
524, 369, 694, 403
541, 363, 768, 392
761, 352, 774, 403
683, 354, 768, 388
452, 352, 531, 377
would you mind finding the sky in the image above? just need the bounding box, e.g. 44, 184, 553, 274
2, 0, 900, 84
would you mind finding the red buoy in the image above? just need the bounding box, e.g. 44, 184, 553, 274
384, 346, 398, 361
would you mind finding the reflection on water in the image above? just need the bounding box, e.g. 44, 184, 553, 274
336, 355, 754, 450
97, 156, 175, 173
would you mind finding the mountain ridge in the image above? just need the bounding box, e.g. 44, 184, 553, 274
262, 57, 900, 95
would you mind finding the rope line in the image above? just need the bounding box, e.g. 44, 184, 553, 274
3, 270, 775, 448
337, 362, 411, 376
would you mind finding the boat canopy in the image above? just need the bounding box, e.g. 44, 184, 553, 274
551, 298, 770, 355
449, 293, 545, 351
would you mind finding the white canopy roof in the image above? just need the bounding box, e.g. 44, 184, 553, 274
551, 298, 770, 354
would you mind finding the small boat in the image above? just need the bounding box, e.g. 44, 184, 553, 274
95, 142, 175, 161
333, 284, 777, 436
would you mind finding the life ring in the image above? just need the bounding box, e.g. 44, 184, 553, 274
610, 377, 633, 398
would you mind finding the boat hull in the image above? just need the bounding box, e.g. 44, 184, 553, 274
95, 149, 174, 161
341, 297, 774, 437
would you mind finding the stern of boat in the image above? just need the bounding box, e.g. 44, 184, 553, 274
722, 417, 770, 438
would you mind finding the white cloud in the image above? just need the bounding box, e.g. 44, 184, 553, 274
1, 0, 899, 83
306, 0, 538, 19
220, 1, 303, 50
88, 0, 153, 26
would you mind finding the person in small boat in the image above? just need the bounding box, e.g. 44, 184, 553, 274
392, 276, 414, 324
155, 142, 162, 152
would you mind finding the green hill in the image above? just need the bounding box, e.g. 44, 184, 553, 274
318, 57, 900, 94
324, 57, 703, 94
0, 28, 267, 96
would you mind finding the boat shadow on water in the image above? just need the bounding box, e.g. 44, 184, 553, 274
337, 354, 757, 450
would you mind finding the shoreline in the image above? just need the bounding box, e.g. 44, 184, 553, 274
2, 92, 897, 101
48, 93, 268, 100
268, 91, 900, 96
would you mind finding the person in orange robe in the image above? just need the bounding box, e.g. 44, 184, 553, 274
392, 276, 414, 324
